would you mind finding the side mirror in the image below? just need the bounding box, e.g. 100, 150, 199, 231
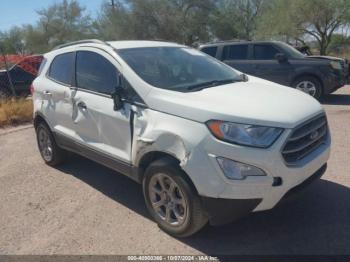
275, 53, 287, 63
112, 92, 123, 111
112, 73, 124, 111
239, 73, 249, 82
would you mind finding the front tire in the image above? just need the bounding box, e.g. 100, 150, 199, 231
143, 158, 208, 237
35, 122, 66, 166
293, 76, 323, 100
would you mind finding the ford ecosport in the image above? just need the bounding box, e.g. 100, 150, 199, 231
33, 40, 330, 237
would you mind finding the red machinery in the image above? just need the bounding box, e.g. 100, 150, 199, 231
0, 55, 43, 76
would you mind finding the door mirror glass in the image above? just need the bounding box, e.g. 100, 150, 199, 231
275, 53, 287, 63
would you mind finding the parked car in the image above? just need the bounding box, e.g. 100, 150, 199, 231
33, 40, 330, 237
295, 44, 350, 82
199, 40, 346, 99
0, 55, 43, 99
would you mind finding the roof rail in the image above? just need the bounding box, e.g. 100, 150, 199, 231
53, 39, 111, 50
151, 38, 177, 44
201, 39, 251, 45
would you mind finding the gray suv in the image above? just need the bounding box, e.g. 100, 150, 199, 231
199, 41, 346, 99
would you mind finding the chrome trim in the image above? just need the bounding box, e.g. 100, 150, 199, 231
281, 113, 328, 166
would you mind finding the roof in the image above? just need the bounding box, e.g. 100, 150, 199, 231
107, 40, 183, 49
47, 40, 185, 59
199, 40, 281, 48
52, 39, 184, 52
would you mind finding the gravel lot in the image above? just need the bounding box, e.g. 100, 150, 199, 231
0, 86, 350, 255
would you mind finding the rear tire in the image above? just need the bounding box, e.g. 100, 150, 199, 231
143, 158, 208, 237
292, 76, 323, 100
35, 122, 66, 166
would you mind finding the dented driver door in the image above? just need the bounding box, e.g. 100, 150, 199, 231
71, 48, 132, 164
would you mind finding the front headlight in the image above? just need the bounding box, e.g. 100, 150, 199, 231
207, 120, 283, 148
330, 61, 342, 70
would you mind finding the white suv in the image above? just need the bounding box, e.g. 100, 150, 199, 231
33, 40, 331, 237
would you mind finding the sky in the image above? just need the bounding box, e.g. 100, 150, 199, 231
0, 0, 105, 31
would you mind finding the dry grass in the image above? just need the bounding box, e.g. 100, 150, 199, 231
0, 98, 33, 127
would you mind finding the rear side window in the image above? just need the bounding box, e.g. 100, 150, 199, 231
223, 45, 248, 60
76, 51, 118, 95
254, 45, 280, 60
201, 46, 218, 58
48, 53, 74, 85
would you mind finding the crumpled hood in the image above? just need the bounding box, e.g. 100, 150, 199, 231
146, 76, 324, 128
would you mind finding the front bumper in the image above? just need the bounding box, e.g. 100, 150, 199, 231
322, 71, 346, 94
201, 163, 327, 226
280, 163, 327, 202
182, 115, 331, 215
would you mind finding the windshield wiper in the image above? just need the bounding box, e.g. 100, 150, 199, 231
186, 78, 238, 91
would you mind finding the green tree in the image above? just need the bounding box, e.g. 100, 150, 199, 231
258, 0, 350, 54
96, 0, 216, 45
94, 0, 132, 40
211, 0, 264, 41
0, 27, 26, 54
25, 0, 95, 53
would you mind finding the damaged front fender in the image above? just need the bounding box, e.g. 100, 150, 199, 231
135, 132, 191, 167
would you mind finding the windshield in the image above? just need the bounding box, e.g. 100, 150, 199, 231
278, 42, 306, 59
118, 47, 242, 92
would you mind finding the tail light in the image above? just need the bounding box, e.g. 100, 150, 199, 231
30, 84, 35, 95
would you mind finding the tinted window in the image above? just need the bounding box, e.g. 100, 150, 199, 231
254, 45, 280, 60
10, 66, 32, 82
48, 53, 74, 85
201, 46, 218, 58
76, 51, 118, 95
121, 77, 143, 103
277, 42, 305, 59
223, 45, 248, 60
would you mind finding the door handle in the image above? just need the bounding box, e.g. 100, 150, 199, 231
77, 101, 87, 111
63, 90, 71, 101
43, 90, 52, 98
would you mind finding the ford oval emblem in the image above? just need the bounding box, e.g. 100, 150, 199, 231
310, 131, 319, 140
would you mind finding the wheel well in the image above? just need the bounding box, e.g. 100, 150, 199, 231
292, 74, 323, 89
33, 114, 47, 129
137, 151, 198, 194
138, 151, 180, 173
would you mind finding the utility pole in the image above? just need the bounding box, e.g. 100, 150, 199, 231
0, 43, 16, 97
110, 0, 116, 9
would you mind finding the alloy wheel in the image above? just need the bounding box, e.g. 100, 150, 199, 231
38, 127, 53, 162
148, 173, 188, 226
296, 81, 317, 97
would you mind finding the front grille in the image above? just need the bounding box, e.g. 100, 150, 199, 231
282, 115, 328, 165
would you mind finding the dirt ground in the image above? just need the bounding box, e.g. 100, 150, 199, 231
0, 87, 350, 255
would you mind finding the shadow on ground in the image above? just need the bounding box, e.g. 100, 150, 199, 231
57, 155, 350, 255
322, 93, 350, 106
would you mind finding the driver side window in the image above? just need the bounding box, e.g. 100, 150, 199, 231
76, 51, 118, 95
254, 45, 280, 60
